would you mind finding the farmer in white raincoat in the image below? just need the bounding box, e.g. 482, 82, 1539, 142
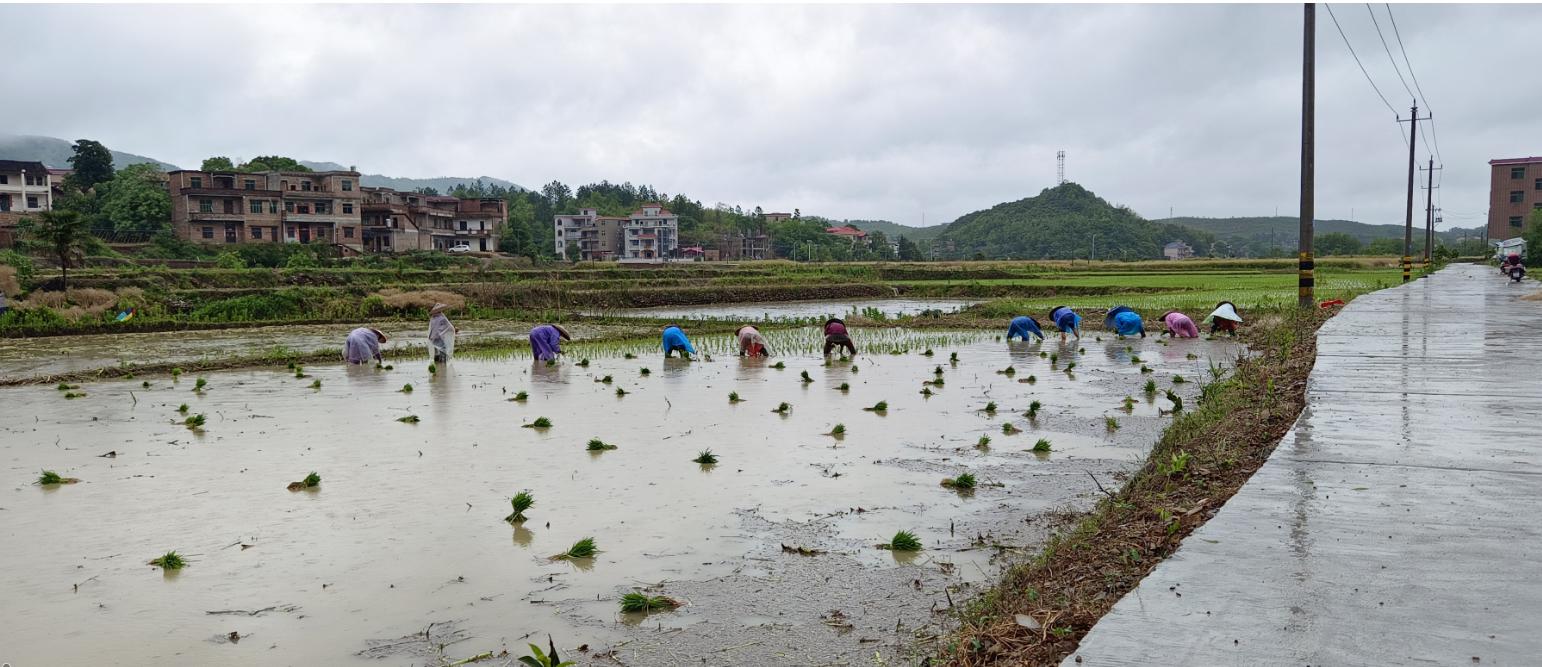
344, 327, 388, 364
428, 303, 458, 363
1204, 301, 1243, 336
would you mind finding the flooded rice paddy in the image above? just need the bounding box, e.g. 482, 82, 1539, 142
1, 328, 1241, 665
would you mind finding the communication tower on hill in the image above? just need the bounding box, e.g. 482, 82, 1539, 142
1057, 150, 1066, 185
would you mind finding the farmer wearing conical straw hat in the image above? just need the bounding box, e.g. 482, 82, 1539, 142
1204, 301, 1243, 336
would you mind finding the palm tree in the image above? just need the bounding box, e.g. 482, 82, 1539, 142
21, 210, 90, 290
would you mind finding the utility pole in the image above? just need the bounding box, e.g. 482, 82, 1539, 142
1298, 3, 1315, 309
1397, 103, 1430, 282
1419, 159, 1442, 268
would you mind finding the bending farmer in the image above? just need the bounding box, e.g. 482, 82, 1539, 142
1006, 315, 1044, 342
662, 325, 696, 359
344, 327, 387, 365
1048, 306, 1082, 341
529, 324, 572, 361
1158, 311, 1199, 338
1104, 306, 1146, 338
823, 318, 857, 356
736, 325, 773, 357
428, 303, 458, 363
1205, 301, 1243, 336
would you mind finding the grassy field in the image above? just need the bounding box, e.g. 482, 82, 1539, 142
0, 258, 1419, 337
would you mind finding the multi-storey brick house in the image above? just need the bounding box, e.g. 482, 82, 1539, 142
359, 188, 507, 253
167, 169, 364, 252
1489, 156, 1542, 240
554, 204, 678, 262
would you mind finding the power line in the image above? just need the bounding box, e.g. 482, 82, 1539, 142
1384, 4, 1442, 164
1365, 4, 1415, 102
1324, 3, 1407, 148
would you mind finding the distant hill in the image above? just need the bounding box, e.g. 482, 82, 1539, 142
1159, 215, 1481, 243
838, 219, 946, 242
933, 183, 1215, 260
300, 161, 525, 194
0, 134, 179, 170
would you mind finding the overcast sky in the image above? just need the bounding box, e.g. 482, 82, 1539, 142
2, 3, 1535, 230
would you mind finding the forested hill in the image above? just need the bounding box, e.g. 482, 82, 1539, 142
1159, 215, 1483, 245
839, 219, 947, 243
299, 161, 526, 194
933, 183, 1214, 260
0, 134, 178, 170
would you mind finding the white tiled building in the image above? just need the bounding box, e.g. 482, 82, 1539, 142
0, 160, 52, 214
553, 204, 678, 262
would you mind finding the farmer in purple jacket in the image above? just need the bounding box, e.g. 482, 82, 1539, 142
823, 318, 857, 356
344, 327, 387, 364
1159, 311, 1200, 338
529, 324, 572, 361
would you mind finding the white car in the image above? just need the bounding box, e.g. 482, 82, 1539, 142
447, 243, 473, 254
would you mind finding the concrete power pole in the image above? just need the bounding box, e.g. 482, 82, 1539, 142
1420, 159, 1441, 268
1397, 104, 1428, 282
1298, 3, 1316, 309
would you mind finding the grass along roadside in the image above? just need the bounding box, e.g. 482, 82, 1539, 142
935, 306, 1328, 666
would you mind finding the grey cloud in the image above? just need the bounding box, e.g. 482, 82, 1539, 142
2, 3, 1536, 229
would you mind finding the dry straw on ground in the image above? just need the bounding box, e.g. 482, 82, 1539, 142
373, 289, 467, 310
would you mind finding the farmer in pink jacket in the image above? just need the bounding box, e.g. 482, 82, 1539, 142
1158, 311, 1200, 338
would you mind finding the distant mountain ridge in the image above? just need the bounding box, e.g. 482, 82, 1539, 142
298, 161, 526, 194
0, 134, 179, 171
1159, 216, 1484, 245
837, 219, 946, 242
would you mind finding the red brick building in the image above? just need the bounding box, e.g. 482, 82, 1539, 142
1488, 156, 1542, 240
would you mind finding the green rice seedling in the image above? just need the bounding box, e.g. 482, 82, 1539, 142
1026, 375, 1037, 384
552, 537, 599, 560
193, 378, 208, 392
863, 401, 888, 413
1140, 365, 1153, 374
1172, 375, 1187, 384
383, 364, 394, 370
1095, 336, 1103, 342
1121, 396, 1137, 412
624, 352, 637, 359
773, 402, 791, 414
1186, 353, 1199, 360
1143, 379, 1157, 394
1065, 362, 1077, 373
640, 368, 651, 376
1105, 416, 1120, 432
577, 358, 590, 367
518, 636, 571, 667
976, 435, 991, 449
64, 391, 86, 399
882, 530, 922, 552
309, 379, 322, 389
177, 403, 189, 413
923, 348, 934, 357
839, 382, 850, 392
38, 470, 79, 485
620, 592, 681, 613
1032, 438, 1052, 453
693, 449, 718, 464
928, 377, 945, 387
142, 381, 151, 388
294, 367, 306, 379
983, 401, 998, 414
728, 391, 743, 403
941, 472, 977, 490
614, 387, 628, 397
396, 415, 420, 423
828, 423, 846, 437
1039, 351, 1048, 358
511, 391, 529, 401
1129, 355, 1141, 364
184, 413, 206, 429
304, 471, 320, 487
1049, 353, 1058, 364
850, 365, 859, 373
523, 417, 553, 429
599, 375, 613, 384
800, 370, 813, 383
920, 386, 934, 397
149, 551, 186, 570
587, 438, 617, 452
505, 491, 535, 522
1027, 400, 1042, 418
400, 383, 413, 393
950, 352, 959, 363
287, 362, 296, 370
933, 365, 944, 376
171, 368, 182, 379
998, 366, 1016, 376
1078, 347, 1086, 354
1166, 390, 1184, 412
1001, 422, 1021, 435
772, 361, 785, 369
56, 383, 75, 391
428, 363, 438, 374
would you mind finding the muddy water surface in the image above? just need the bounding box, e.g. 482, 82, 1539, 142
585, 297, 978, 322
0, 331, 1240, 665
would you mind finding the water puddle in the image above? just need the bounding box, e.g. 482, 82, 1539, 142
584, 297, 978, 322
0, 330, 1241, 665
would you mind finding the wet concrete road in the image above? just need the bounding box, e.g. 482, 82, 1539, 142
1065, 264, 1542, 666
